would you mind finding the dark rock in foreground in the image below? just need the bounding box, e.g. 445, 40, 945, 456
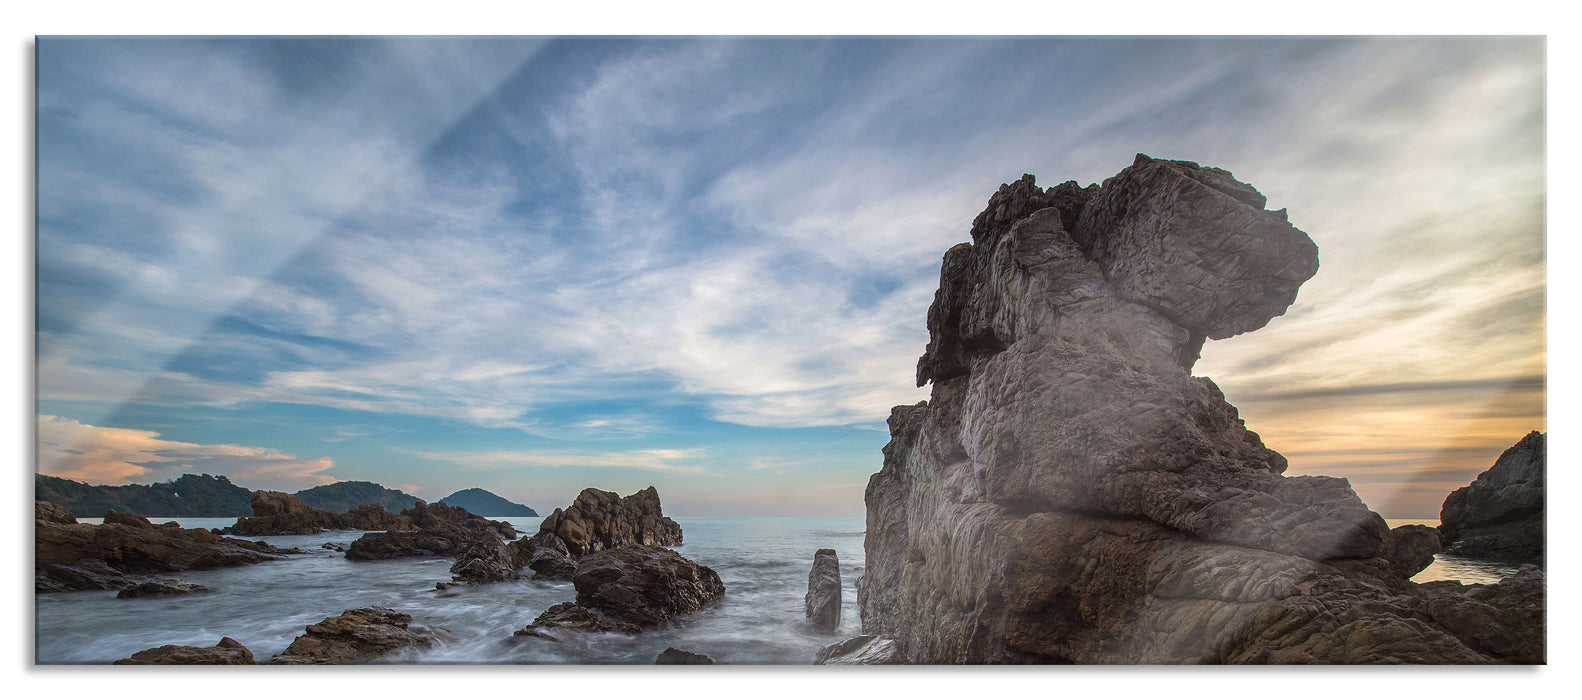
805, 548, 841, 632
1439, 431, 1545, 561
656, 647, 715, 664
525, 531, 578, 580
118, 578, 211, 598
344, 501, 515, 561
35, 499, 78, 525
445, 531, 534, 586
271, 607, 440, 664
114, 637, 256, 665
814, 635, 906, 665
573, 544, 725, 628
511, 602, 640, 642
537, 486, 682, 556
35, 500, 300, 593
859, 157, 1542, 664
225, 491, 408, 536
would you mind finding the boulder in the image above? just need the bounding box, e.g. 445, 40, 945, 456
35, 500, 78, 525
813, 635, 906, 665
225, 491, 409, 536
536, 487, 682, 556
117, 578, 212, 598
805, 549, 841, 631
445, 531, 534, 585
510, 602, 640, 642
36, 508, 300, 593
271, 607, 440, 664
344, 501, 516, 561
113, 637, 256, 665
1439, 431, 1545, 561
655, 647, 715, 664
526, 531, 578, 580
572, 544, 725, 628
859, 158, 1544, 664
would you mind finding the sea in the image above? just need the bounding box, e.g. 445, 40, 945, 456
32, 516, 1527, 665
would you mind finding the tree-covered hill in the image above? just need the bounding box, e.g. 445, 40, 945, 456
35, 473, 254, 517
292, 481, 422, 514
438, 488, 538, 516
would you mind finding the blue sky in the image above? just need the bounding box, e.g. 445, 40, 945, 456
34, 36, 1545, 517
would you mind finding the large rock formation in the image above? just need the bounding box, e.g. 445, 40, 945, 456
224, 491, 408, 536
536, 487, 682, 556
35, 501, 300, 593
271, 607, 440, 664
1439, 431, 1545, 561
343, 501, 516, 561
805, 549, 842, 631
859, 156, 1544, 664
572, 544, 725, 628
114, 637, 257, 665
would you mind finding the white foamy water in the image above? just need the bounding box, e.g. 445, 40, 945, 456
35, 516, 868, 665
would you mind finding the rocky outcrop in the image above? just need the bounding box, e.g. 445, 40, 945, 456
114, 637, 256, 665
444, 531, 534, 586
572, 544, 725, 628
271, 607, 440, 664
859, 156, 1543, 664
35, 500, 78, 525
224, 491, 408, 536
813, 635, 906, 665
806, 549, 841, 632
510, 602, 640, 642
1439, 431, 1545, 561
536, 487, 682, 556
525, 531, 577, 580
656, 647, 715, 664
117, 578, 212, 598
343, 501, 515, 561
36, 505, 300, 593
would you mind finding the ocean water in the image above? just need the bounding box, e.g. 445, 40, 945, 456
35, 516, 867, 665
35, 515, 1525, 664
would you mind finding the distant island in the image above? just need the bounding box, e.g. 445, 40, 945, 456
34, 473, 536, 519
438, 488, 539, 517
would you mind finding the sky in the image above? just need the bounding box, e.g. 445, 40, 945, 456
32, 36, 1546, 518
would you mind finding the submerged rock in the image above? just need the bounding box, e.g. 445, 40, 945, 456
859, 157, 1543, 664
813, 635, 906, 665
114, 637, 256, 665
272, 607, 440, 664
573, 544, 725, 628
656, 647, 715, 664
511, 602, 640, 642
117, 578, 212, 598
1439, 431, 1545, 561
805, 549, 842, 632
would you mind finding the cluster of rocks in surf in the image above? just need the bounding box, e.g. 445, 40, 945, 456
837, 155, 1544, 664
35, 503, 301, 594
223, 490, 409, 536
1439, 431, 1545, 562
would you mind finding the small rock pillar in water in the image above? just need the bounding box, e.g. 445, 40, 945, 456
805, 548, 841, 632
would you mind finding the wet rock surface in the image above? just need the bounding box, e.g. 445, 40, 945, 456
805, 549, 841, 632
1440, 431, 1545, 561
117, 578, 212, 598
860, 157, 1543, 664
511, 602, 641, 642
271, 606, 440, 664
572, 544, 725, 628
813, 635, 906, 665
656, 647, 716, 664
114, 637, 257, 665
35, 501, 300, 593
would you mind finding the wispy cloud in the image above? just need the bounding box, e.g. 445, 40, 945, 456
408, 447, 710, 475
36, 414, 337, 491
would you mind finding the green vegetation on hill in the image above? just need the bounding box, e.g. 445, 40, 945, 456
293, 481, 422, 514
438, 488, 538, 517
35, 473, 254, 517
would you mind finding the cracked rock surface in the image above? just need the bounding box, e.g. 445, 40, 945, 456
860, 156, 1543, 664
